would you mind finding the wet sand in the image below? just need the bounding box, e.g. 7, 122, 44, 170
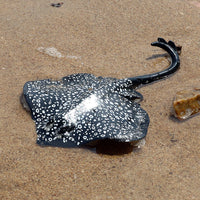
0, 0, 200, 199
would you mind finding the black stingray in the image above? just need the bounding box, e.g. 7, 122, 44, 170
21, 38, 180, 152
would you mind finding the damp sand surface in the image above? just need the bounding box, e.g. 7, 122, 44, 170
1, 1, 200, 199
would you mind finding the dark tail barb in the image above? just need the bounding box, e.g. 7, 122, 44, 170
128, 38, 181, 88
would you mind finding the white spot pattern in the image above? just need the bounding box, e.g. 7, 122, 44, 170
23, 73, 149, 146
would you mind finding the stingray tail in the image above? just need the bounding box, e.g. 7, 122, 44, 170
128, 38, 181, 88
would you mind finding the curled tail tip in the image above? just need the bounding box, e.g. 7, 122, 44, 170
151, 37, 182, 55
168, 40, 182, 55
151, 37, 166, 46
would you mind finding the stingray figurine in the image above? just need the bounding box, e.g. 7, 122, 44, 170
21, 38, 181, 153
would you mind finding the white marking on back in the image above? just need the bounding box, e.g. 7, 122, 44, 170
64, 94, 100, 125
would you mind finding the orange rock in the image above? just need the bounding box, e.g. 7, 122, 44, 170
173, 89, 200, 120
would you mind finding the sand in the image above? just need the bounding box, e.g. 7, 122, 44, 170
0, 0, 200, 199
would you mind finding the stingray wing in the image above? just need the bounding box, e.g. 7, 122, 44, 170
61, 92, 149, 145
63, 74, 143, 102
22, 74, 148, 146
